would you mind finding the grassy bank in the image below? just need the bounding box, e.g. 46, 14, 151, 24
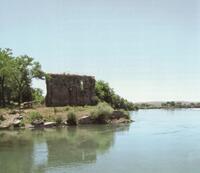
0, 102, 132, 129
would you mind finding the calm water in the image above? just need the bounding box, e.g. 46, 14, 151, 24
1, 109, 200, 173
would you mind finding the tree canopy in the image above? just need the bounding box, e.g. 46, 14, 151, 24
95, 80, 138, 111
1, 48, 136, 110
0, 48, 45, 107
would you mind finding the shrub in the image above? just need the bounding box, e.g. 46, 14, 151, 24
19, 120, 25, 127
65, 106, 72, 111
32, 88, 45, 105
95, 80, 137, 111
90, 102, 113, 123
67, 111, 77, 126
55, 116, 63, 125
119, 109, 131, 120
53, 107, 58, 115
0, 115, 5, 121
76, 106, 85, 111
44, 115, 54, 122
29, 111, 43, 122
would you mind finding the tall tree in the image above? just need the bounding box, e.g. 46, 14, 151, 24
95, 80, 115, 104
0, 48, 13, 107
11, 55, 45, 106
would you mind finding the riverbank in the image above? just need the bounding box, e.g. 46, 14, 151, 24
0, 102, 132, 130
135, 101, 200, 109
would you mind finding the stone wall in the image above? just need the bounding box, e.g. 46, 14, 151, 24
45, 74, 96, 107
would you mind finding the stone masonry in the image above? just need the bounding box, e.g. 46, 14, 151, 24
45, 74, 96, 107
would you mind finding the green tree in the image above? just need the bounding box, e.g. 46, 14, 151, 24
32, 88, 44, 104
95, 80, 114, 104
0, 48, 14, 107
11, 55, 45, 106
111, 94, 121, 109
95, 80, 137, 111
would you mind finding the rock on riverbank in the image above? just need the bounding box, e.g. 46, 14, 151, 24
0, 107, 133, 130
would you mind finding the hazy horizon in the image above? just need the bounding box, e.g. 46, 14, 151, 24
0, 0, 200, 102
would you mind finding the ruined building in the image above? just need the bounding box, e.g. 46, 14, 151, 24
45, 74, 96, 107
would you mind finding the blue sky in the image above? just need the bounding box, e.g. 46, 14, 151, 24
0, 0, 200, 102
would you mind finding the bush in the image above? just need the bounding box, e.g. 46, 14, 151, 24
76, 106, 85, 111
29, 111, 43, 122
19, 119, 25, 127
119, 109, 131, 120
32, 88, 45, 105
55, 116, 63, 125
95, 80, 137, 111
0, 115, 5, 121
67, 111, 77, 126
53, 107, 58, 115
90, 102, 113, 123
65, 106, 72, 111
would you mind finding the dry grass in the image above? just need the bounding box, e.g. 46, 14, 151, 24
23, 105, 98, 122
0, 103, 115, 124
0, 105, 96, 123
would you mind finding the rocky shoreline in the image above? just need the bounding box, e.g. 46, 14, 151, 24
0, 109, 133, 130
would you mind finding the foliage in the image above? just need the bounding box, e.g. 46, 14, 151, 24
137, 103, 151, 109
67, 111, 77, 125
65, 106, 72, 111
53, 107, 58, 115
0, 48, 14, 106
90, 102, 113, 123
95, 80, 138, 111
11, 56, 45, 105
0, 48, 45, 107
19, 119, 25, 127
55, 116, 63, 125
32, 88, 45, 104
0, 115, 5, 121
28, 111, 43, 122
166, 101, 175, 107
161, 101, 190, 109
95, 80, 114, 104
1, 47, 135, 111
119, 109, 131, 120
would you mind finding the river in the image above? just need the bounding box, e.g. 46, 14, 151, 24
0, 109, 200, 173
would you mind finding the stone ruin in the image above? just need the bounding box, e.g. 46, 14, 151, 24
45, 74, 96, 107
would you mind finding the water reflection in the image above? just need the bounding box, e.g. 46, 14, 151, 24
0, 125, 130, 173
0, 131, 33, 173
2, 110, 200, 173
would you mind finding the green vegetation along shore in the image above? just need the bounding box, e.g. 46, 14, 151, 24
1, 48, 200, 130
135, 101, 200, 109
0, 48, 135, 129
0, 102, 132, 130
0, 48, 136, 111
